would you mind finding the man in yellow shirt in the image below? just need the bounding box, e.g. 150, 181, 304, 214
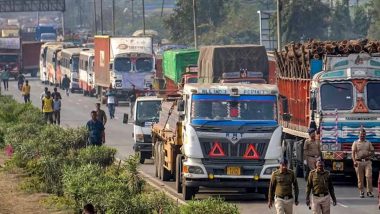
21, 80, 31, 103
42, 91, 54, 124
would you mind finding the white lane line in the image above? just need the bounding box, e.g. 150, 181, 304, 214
338, 202, 348, 208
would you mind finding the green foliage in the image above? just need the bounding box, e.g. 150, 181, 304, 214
4, 123, 42, 151
41, 195, 76, 211
352, 5, 370, 38
129, 191, 180, 214
368, 0, 380, 39
78, 146, 117, 167
180, 197, 239, 214
330, 0, 353, 40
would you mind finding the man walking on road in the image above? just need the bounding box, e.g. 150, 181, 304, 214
129, 85, 137, 118
106, 84, 116, 119
21, 80, 31, 103
268, 159, 299, 214
352, 128, 375, 198
306, 160, 337, 214
304, 128, 321, 177
42, 91, 54, 124
86, 111, 105, 146
1, 66, 10, 91
62, 74, 71, 96
95, 103, 107, 126
53, 95, 61, 125
17, 72, 25, 91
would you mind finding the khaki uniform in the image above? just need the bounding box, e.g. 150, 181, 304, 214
306, 169, 336, 214
352, 140, 374, 193
269, 169, 299, 214
304, 139, 321, 170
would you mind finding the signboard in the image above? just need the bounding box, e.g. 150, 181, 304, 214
110, 37, 153, 57
0, 38, 20, 49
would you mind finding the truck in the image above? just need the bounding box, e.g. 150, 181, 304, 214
159, 49, 199, 94
0, 36, 21, 79
132, 96, 162, 164
152, 83, 283, 200
35, 24, 56, 42
94, 36, 155, 103
197, 45, 269, 84
275, 40, 380, 182
22, 41, 43, 77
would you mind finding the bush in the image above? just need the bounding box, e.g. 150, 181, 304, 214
78, 146, 116, 167
180, 197, 239, 214
4, 123, 42, 150
129, 191, 180, 214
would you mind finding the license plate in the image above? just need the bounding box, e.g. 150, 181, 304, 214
333, 161, 344, 171
226, 166, 241, 175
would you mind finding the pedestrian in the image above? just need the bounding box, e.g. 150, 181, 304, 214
268, 158, 299, 214
352, 128, 375, 198
303, 128, 321, 178
40, 87, 48, 100
86, 111, 105, 146
82, 203, 95, 214
306, 160, 337, 214
106, 84, 116, 119
1, 66, 10, 91
129, 85, 137, 118
51, 87, 62, 100
53, 95, 61, 125
95, 103, 107, 126
21, 80, 31, 103
42, 91, 54, 124
17, 72, 25, 91
62, 74, 71, 96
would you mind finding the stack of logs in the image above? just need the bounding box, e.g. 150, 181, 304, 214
274, 39, 380, 79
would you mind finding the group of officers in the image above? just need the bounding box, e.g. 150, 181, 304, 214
268, 128, 375, 214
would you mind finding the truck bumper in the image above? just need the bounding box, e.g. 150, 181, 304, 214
323, 159, 356, 177
184, 178, 269, 189
115, 89, 131, 101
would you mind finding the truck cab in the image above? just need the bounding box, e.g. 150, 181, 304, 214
133, 96, 162, 164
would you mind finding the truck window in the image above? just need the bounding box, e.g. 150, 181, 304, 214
136, 58, 153, 72
367, 83, 380, 110
114, 57, 132, 72
320, 83, 353, 110
136, 101, 161, 123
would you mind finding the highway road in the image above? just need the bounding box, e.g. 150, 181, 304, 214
3, 77, 379, 214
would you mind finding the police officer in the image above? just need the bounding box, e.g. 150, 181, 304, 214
268, 159, 299, 214
352, 128, 375, 198
304, 128, 321, 172
306, 160, 337, 214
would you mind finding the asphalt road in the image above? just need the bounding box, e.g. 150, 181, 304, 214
2, 77, 379, 214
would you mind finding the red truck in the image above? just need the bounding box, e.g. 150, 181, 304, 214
0, 37, 21, 79
22, 41, 43, 77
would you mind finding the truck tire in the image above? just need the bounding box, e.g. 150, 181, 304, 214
182, 184, 197, 200
160, 147, 171, 181
258, 187, 269, 200
176, 154, 183, 193
154, 143, 159, 177
157, 141, 163, 179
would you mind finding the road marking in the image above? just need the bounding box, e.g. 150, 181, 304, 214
338, 202, 348, 208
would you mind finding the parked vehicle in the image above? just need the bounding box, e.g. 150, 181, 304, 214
79, 49, 95, 96
60, 48, 88, 92
35, 24, 56, 42
45, 44, 63, 86
152, 83, 283, 200
21, 41, 43, 77
39, 42, 62, 84
0, 36, 21, 79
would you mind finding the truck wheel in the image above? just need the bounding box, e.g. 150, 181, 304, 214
157, 142, 162, 179
182, 184, 197, 200
258, 187, 269, 200
160, 148, 171, 181
176, 154, 183, 193
154, 143, 159, 177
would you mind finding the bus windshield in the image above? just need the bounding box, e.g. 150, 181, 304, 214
136, 57, 153, 72
114, 57, 132, 72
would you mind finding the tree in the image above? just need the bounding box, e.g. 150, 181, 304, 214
281, 0, 330, 43
368, 0, 380, 39
352, 5, 370, 38
330, 0, 353, 40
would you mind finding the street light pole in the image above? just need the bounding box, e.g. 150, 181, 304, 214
193, 0, 198, 49
276, 0, 281, 51
142, 0, 146, 35
100, 0, 104, 35
112, 0, 115, 36
94, 0, 97, 34
131, 0, 134, 28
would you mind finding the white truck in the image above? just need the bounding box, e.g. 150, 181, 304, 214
132, 96, 163, 164
152, 83, 283, 200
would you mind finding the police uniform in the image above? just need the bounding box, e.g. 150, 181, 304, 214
306, 169, 336, 214
304, 139, 321, 170
352, 139, 374, 194
269, 169, 299, 214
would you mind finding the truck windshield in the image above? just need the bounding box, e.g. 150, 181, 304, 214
136, 58, 153, 72
0, 55, 18, 62
114, 57, 132, 72
40, 33, 57, 42
321, 82, 353, 110
136, 100, 161, 123
191, 95, 277, 121
367, 82, 380, 110
71, 56, 79, 72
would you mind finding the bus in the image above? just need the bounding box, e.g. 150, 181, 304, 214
79, 49, 95, 96
60, 48, 88, 92
45, 44, 63, 86
39, 42, 61, 84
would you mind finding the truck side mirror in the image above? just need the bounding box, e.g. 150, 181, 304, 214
282, 113, 292, 122
177, 100, 185, 112
109, 63, 113, 70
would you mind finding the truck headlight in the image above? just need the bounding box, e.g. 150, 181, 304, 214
135, 134, 144, 142
188, 166, 204, 174
264, 166, 278, 175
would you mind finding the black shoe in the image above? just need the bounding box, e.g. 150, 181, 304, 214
367, 192, 374, 197
360, 192, 365, 198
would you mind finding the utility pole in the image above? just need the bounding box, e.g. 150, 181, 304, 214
94, 0, 97, 34
112, 0, 115, 36
193, 0, 198, 49
142, 0, 146, 35
276, 0, 281, 51
132, 0, 134, 27
100, 0, 104, 35
161, 0, 165, 17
